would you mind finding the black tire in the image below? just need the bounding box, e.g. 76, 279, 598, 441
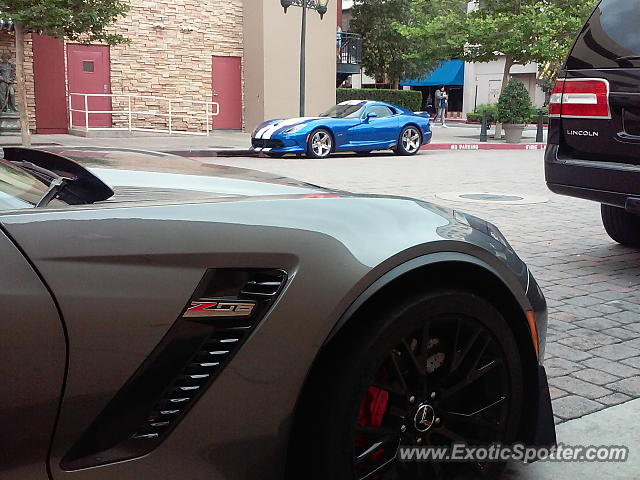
307, 128, 333, 159
601, 204, 640, 246
297, 290, 523, 480
396, 125, 422, 156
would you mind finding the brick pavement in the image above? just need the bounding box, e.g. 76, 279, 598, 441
205, 149, 640, 424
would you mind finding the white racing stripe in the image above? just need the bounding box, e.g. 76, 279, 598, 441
255, 124, 274, 139
257, 117, 321, 139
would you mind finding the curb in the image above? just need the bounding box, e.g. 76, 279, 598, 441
422, 143, 546, 151
164, 149, 261, 158
163, 143, 547, 158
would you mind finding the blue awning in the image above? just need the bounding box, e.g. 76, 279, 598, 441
400, 59, 464, 87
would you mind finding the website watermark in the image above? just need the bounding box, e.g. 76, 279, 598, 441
398, 443, 629, 463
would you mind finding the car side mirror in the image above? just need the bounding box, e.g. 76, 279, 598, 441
365, 112, 378, 121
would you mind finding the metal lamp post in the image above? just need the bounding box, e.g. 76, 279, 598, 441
281, 0, 329, 117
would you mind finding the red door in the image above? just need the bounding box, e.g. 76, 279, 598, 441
67, 45, 111, 128
32, 35, 67, 133
212, 56, 242, 129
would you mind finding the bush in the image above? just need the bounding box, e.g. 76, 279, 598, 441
337, 88, 422, 112
468, 103, 498, 123
476, 104, 497, 119
530, 114, 550, 124
497, 79, 533, 125
527, 105, 549, 124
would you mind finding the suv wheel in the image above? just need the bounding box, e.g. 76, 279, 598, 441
601, 204, 640, 246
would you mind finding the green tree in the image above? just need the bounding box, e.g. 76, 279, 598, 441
401, 0, 595, 135
350, 0, 442, 89
1, 0, 131, 146
403, 0, 596, 95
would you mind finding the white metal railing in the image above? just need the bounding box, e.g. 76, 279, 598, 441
68, 93, 220, 136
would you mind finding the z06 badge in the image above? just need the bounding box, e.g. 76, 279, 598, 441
184, 300, 256, 318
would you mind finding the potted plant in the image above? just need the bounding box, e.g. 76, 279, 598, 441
497, 78, 533, 144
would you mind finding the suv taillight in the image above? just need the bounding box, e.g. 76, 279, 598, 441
548, 78, 611, 119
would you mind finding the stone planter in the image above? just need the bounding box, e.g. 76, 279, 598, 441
503, 123, 526, 144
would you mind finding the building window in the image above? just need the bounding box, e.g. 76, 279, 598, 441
83, 61, 94, 73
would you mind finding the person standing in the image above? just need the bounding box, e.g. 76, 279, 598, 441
434, 86, 448, 127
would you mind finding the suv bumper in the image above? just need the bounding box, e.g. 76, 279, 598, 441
546, 144, 640, 209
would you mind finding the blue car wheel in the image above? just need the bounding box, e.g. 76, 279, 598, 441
307, 129, 333, 159
396, 126, 422, 156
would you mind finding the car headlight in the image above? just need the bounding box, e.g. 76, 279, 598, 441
284, 124, 306, 135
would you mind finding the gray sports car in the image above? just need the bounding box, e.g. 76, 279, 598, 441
0, 147, 554, 480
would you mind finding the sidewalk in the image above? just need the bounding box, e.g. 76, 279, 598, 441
0, 124, 546, 156
1, 130, 253, 152
427, 123, 547, 150
501, 397, 640, 479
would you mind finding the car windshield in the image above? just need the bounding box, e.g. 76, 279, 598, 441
0, 159, 52, 209
321, 104, 365, 118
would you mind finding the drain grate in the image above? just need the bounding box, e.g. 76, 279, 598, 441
459, 193, 524, 202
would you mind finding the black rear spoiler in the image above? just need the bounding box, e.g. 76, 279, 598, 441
3, 147, 114, 204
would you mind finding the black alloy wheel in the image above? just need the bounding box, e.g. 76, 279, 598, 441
304, 290, 523, 480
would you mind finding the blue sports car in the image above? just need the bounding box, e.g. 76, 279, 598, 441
251, 100, 432, 158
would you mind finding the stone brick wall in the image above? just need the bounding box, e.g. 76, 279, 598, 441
108, 0, 244, 131
0, 33, 36, 131
11, 0, 243, 134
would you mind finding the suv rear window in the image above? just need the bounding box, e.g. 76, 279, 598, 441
566, 0, 640, 70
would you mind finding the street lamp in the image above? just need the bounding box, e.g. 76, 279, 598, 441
281, 0, 330, 116
316, 0, 329, 19
280, 0, 293, 12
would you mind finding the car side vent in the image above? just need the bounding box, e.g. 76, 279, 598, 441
129, 322, 253, 442
62, 268, 287, 470
241, 271, 287, 297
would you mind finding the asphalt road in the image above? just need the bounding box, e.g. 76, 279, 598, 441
203, 149, 640, 425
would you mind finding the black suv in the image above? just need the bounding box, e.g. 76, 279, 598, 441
545, 0, 640, 245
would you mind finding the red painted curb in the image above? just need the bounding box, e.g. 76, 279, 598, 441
422, 143, 546, 151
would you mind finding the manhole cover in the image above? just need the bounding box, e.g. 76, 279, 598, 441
434, 192, 548, 205
459, 193, 524, 202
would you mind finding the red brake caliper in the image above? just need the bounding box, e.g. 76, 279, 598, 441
357, 386, 390, 461
359, 386, 390, 427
